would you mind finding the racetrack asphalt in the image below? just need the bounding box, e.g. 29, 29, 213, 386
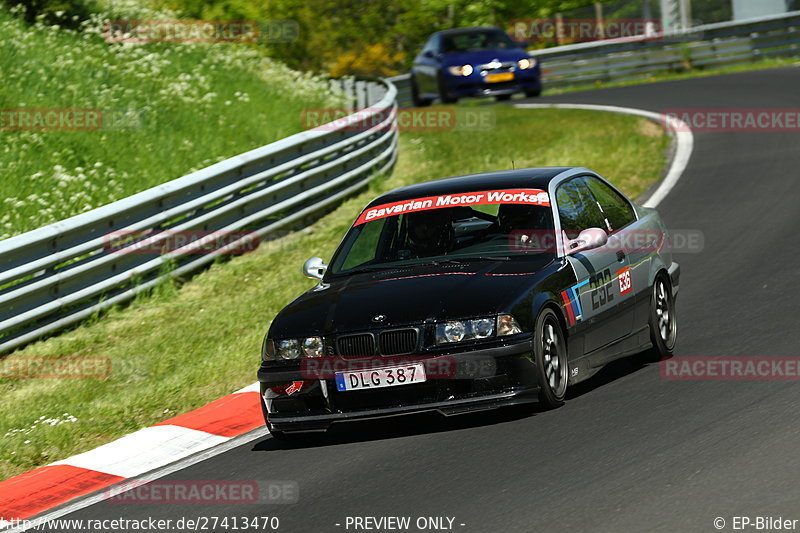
36, 66, 800, 533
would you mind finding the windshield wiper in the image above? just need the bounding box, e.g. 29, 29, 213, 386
439, 256, 511, 263
340, 265, 391, 276
343, 256, 510, 274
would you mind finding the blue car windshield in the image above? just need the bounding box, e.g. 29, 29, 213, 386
442, 30, 517, 53
330, 202, 556, 276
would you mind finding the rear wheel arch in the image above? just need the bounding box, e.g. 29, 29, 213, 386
648, 254, 670, 288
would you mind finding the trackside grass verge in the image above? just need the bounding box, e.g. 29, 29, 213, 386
0, 106, 669, 480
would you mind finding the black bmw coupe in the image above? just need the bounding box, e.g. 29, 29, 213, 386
258, 167, 679, 439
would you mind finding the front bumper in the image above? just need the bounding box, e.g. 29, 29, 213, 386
258, 338, 538, 432
444, 70, 541, 98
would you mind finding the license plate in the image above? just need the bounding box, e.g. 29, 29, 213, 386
485, 72, 514, 83
335, 363, 426, 391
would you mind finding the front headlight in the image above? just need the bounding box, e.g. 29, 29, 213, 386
275, 339, 302, 359
517, 58, 536, 70
471, 318, 495, 339
261, 336, 274, 361
435, 317, 497, 345
497, 314, 522, 336
447, 64, 473, 76
302, 336, 324, 357
264, 336, 324, 361
440, 321, 466, 343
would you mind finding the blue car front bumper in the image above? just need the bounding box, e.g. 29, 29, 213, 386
443, 69, 541, 98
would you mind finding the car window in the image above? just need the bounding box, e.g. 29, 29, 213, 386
341, 217, 386, 270
422, 35, 440, 55
329, 203, 555, 275
582, 177, 636, 232
441, 30, 516, 53
556, 178, 607, 239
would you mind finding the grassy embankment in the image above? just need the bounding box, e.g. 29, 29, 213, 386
0, 7, 340, 240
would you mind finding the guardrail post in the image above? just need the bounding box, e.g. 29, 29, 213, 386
356, 81, 367, 109
343, 78, 355, 108
366, 82, 376, 106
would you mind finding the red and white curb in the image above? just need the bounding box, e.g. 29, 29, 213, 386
0, 383, 264, 526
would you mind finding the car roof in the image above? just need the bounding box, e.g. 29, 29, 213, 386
435, 26, 504, 37
367, 167, 586, 207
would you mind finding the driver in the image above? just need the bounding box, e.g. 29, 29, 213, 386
406, 210, 454, 258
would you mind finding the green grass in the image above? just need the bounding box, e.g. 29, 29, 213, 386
0, 105, 669, 480
0, 8, 340, 240
541, 55, 800, 96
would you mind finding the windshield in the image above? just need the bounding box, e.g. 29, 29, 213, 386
330, 193, 555, 276
442, 30, 518, 53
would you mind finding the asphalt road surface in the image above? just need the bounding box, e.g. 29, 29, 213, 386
45, 66, 800, 533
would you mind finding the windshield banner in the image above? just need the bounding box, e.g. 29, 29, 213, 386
354, 189, 550, 226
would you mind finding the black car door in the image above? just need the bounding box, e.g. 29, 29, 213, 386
581, 175, 645, 332
555, 177, 634, 354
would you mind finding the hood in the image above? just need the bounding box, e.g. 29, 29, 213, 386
442, 48, 527, 66
268, 256, 555, 338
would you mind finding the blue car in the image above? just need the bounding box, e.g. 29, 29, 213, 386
411, 26, 542, 106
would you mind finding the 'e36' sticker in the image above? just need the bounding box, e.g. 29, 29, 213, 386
618, 266, 633, 295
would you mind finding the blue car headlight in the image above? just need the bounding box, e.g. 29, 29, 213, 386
517, 58, 537, 70
447, 64, 473, 76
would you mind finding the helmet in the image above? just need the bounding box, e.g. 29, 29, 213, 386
406, 210, 454, 257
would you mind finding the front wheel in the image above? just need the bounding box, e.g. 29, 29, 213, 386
647, 274, 677, 360
534, 308, 568, 409
437, 75, 458, 104
410, 75, 431, 107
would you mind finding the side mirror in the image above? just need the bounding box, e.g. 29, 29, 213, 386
566, 228, 608, 255
516, 40, 529, 48
423, 50, 434, 58
303, 257, 328, 280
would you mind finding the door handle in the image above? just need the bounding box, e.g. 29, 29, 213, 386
616, 250, 626, 262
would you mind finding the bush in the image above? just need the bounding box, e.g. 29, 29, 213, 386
4, 0, 95, 27
330, 42, 405, 78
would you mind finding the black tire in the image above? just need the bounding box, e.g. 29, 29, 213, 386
524, 87, 542, 97
495, 94, 512, 101
410, 75, 431, 107
534, 308, 568, 409
647, 274, 677, 360
437, 75, 457, 104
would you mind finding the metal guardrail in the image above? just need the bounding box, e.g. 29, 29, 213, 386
386, 74, 413, 108
0, 79, 398, 354
531, 11, 800, 88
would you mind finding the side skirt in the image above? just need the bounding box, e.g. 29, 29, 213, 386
567, 325, 652, 385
